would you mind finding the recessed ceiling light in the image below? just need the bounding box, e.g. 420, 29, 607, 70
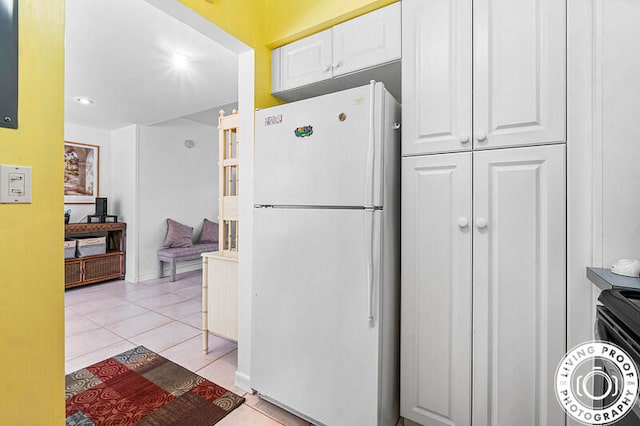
74, 97, 94, 105
172, 53, 190, 69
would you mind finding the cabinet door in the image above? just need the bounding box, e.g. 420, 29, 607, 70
332, 2, 401, 77
280, 29, 332, 91
401, 153, 472, 426
473, 0, 566, 149
402, 0, 472, 156
206, 256, 238, 341
473, 145, 566, 426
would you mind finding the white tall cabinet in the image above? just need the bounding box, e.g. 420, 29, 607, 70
401, 0, 472, 155
471, 146, 565, 426
401, 1, 567, 425
402, 0, 565, 157
402, 152, 473, 426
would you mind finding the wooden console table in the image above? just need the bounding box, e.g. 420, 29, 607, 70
65, 222, 126, 289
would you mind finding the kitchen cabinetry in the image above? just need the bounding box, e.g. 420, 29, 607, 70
203, 109, 240, 350
202, 252, 238, 342
272, 2, 401, 100
276, 29, 333, 91
401, 145, 566, 426
402, 0, 565, 156
401, 1, 567, 422
331, 3, 400, 77
401, 152, 472, 426
64, 222, 126, 289
472, 145, 566, 426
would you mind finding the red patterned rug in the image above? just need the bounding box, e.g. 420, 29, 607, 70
65, 346, 244, 425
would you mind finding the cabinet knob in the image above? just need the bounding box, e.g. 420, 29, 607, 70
333, 61, 342, 69
457, 217, 469, 228
476, 218, 488, 229
322, 65, 331, 73
459, 135, 469, 144
476, 132, 487, 142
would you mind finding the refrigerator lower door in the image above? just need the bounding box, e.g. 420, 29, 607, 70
251, 207, 382, 426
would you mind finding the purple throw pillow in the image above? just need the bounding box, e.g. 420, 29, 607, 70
197, 218, 219, 244
162, 219, 194, 248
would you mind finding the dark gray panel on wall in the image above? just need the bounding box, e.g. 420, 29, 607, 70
0, 0, 18, 129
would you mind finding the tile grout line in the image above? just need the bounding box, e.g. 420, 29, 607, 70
66, 275, 308, 425
193, 347, 239, 374
242, 403, 287, 425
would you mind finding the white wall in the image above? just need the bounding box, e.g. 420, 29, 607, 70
64, 123, 112, 223
137, 117, 218, 282
111, 125, 139, 282
148, 0, 254, 392
235, 50, 255, 392
600, 0, 640, 266
566, 0, 598, 356
566, 1, 640, 375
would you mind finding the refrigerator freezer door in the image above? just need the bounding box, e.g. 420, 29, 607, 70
251, 207, 382, 426
255, 85, 379, 207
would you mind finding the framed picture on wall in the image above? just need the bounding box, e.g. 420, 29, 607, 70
64, 141, 99, 204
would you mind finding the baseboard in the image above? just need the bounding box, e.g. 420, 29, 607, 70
124, 273, 138, 283
137, 271, 160, 282
235, 370, 251, 393
138, 260, 202, 283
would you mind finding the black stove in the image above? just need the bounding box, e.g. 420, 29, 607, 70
596, 289, 640, 424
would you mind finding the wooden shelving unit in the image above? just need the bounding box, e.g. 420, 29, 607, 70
64, 222, 126, 289
218, 109, 240, 257
204, 109, 240, 350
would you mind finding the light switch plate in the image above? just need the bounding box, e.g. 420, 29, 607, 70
0, 164, 32, 203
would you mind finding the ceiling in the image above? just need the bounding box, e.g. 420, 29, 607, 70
64, 0, 239, 130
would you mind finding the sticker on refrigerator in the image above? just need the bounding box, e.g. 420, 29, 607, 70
294, 126, 313, 138
264, 114, 282, 126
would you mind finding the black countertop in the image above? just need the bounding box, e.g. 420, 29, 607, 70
586, 267, 640, 291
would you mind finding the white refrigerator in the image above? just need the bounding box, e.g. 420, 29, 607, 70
251, 82, 401, 426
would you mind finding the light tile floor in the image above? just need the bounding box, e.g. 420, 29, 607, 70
65, 269, 312, 426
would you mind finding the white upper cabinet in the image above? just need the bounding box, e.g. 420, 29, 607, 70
333, 3, 401, 76
273, 3, 401, 98
402, 0, 472, 156
402, 0, 566, 156
278, 29, 333, 91
473, 0, 566, 149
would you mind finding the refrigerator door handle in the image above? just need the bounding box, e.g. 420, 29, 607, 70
364, 210, 374, 327
363, 81, 376, 208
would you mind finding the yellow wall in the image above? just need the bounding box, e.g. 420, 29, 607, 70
263, 0, 397, 47
179, 0, 397, 108
0, 1, 394, 422
0, 0, 66, 423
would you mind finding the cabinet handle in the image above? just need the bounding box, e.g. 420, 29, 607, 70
459, 135, 469, 144
457, 217, 469, 228
333, 61, 342, 69
322, 65, 331, 72
476, 218, 488, 229
476, 132, 487, 142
